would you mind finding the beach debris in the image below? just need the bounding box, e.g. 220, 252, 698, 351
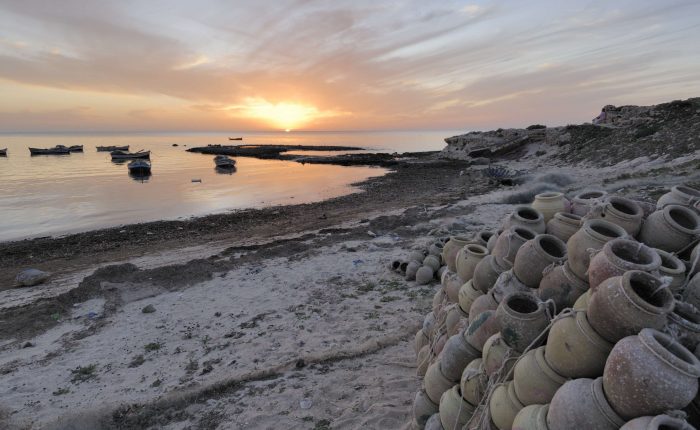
142, 304, 156, 313
409, 184, 700, 429
15, 268, 50, 287
192, 178, 202, 183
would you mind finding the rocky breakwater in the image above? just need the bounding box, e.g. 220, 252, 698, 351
402, 183, 700, 430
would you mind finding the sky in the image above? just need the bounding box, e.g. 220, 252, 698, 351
0, 0, 699, 132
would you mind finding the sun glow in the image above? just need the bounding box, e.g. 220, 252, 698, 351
227, 97, 320, 130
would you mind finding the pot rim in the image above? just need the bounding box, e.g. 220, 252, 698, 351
448, 235, 473, 246
511, 226, 537, 241
465, 243, 488, 256
574, 190, 607, 201
617, 270, 675, 316
476, 230, 496, 243
638, 328, 700, 378
662, 204, 700, 235
500, 292, 546, 320
534, 345, 567, 384
581, 219, 628, 243
534, 234, 567, 262
674, 185, 700, 199
591, 377, 626, 427
562, 260, 590, 289
669, 301, 700, 330
603, 238, 661, 272
553, 212, 582, 223
575, 310, 614, 352
655, 248, 686, 275
506, 380, 525, 409
606, 196, 643, 219
535, 191, 565, 201
647, 414, 696, 429
513, 206, 544, 223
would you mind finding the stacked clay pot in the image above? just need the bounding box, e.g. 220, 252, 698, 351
531, 191, 570, 223
639, 204, 700, 252
513, 234, 567, 288
546, 212, 582, 242
492, 226, 537, 268
587, 238, 661, 291
657, 185, 700, 209
571, 190, 608, 216
537, 260, 588, 312
456, 244, 489, 283
567, 219, 628, 280
587, 196, 644, 236
655, 248, 687, 293
503, 206, 546, 234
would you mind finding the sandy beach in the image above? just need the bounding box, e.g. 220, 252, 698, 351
2, 117, 699, 429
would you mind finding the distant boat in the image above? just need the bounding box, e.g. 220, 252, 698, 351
111, 150, 150, 160
29, 146, 71, 155
0, 148, 6, 157
128, 159, 151, 175
97, 145, 129, 152
67, 145, 83, 152
228, 137, 243, 141
214, 155, 236, 169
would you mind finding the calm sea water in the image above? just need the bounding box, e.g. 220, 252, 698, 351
0, 130, 455, 241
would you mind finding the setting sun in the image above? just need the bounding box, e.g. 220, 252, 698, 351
229, 97, 320, 130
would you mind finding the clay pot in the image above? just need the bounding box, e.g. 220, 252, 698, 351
417, 344, 431, 377
634, 200, 658, 220
474, 230, 497, 248
425, 361, 455, 404
620, 415, 696, 430
667, 301, 700, 351
603, 328, 700, 420
684, 273, 700, 310
588, 238, 662, 291
567, 219, 628, 280
425, 413, 444, 430
429, 242, 445, 259
492, 226, 538, 268
417, 266, 436, 285
473, 254, 511, 293
424, 254, 442, 272
639, 205, 700, 252
571, 190, 608, 217
461, 358, 488, 406
456, 244, 489, 283
545, 310, 613, 378
546, 212, 582, 242
406, 261, 421, 281
410, 250, 427, 263
436, 266, 447, 281
445, 303, 469, 338
588, 270, 675, 343
588, 196, 644, 236
655, 248, 687, 293
423, 311, 437, 338
537, 260, 589, 312
492, 270, 531, 304
482, 333, 518, 377
513, 234, 567, 288
440, 329, 482, 381
433, 288, 447, 315
415, 329, 429, 354
496, 292, 551, 352
532, 192, 570, 223
443, 271, 465, 303
465, 310, 500, 352
459, 280, 484, 316
469, 291, 498, 324
443, 236, 473, 272
414, 389, 439, 428
490, 381, 524, 430
487, 230, 502, 253
389, 260, 402, 272
400, 261, 409, 274
573, 289, 590, 311
439, 385, 476, 430
434, 331, 448, 356
547, 377, 624, 430
657, 185, 700, 209
503, 206, 546, 234
512, 404, 549, 430
513, 346, 567, 406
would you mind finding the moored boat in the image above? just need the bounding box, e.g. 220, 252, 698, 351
97, 145, 129, 152
0, 148, 6, 156
228, 137, 243, 140
128, 159, 151, 175
29, 146, 71, 155
214, 155, 236, 168
111, 150, 150, 160
67, 145, 83, 152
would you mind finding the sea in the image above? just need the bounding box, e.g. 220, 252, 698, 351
0, 130, 460, 241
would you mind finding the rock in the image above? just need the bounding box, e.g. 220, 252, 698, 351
15, 269, 50, 287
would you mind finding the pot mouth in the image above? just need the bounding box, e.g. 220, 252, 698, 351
512, 226, 537, 241
432, 242, 445, 250
555, 212, 582, 222
400, 262, 409, 272
503, 292, 541, 316
607, 239, 660, 269
450, 235, 472, 244
515, 206, 543, 222
591, 377, 625, 427
477, 231, 495, 243
535, 192, 564, 200
665, 205, 700, 233
585, 219, 627, 241
391, 260, 401, 270
575, 190, 606, 200
649, 414, 696, 429
607, 196, 642, 217
466, 244, 488, 256
671, 301, 700, 328
622, 270, 674, 313
536, 234, 567, 259
675, 185, 700, 198
639, 328, 700, 377
655, 249, 686, 274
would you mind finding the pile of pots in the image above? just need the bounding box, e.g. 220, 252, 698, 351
411, 186, 700, 430
391, 237, 456, 285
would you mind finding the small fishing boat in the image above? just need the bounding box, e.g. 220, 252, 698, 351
67, 145, 84, 152
111, 150, 150, 160
0, 148, 6, 157
214, 155, 236, 168
228, 137, 243, 141
29, 146, 71, 155
97, 145, 129, 152
128, 159, 151, 175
